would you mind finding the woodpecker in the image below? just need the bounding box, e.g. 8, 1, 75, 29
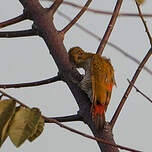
68, 47, 115, 131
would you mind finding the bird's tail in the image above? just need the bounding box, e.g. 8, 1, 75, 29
91, 104, 105, 132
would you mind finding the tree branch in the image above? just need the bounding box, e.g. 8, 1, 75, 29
0, 29, 38, 38
127, 79, 152, 104
47, 120, 140, 152
110, 47, 152, 128
49, 0, 63, 15
136, 2, 152, 45
0, 75, 61, 89
107, 42, 152, 76
0, 14, 26, 29
96, 0, 123, 55
45, 114, 83, 123
61, 0, 92, 34
0, 89, 30, 108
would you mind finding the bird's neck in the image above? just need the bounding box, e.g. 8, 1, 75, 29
82, 58, 92, 71
81, 53, 93, 70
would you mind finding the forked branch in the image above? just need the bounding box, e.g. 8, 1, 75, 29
127, 79, 152, 103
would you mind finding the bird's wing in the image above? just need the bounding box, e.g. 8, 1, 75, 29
91, 54, 114, 107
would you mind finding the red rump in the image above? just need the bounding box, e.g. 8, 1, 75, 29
107, 84, 112, 91
94, 105, 105, 116
92, 105, 105, 131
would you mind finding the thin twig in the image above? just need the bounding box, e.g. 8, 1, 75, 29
127, 79, 152, 103
0, 14, 26, 29
58, 11, 152, 76
61, 0, 92, 34
0, 75, 61, 89
0, 89, 142, 152
59, 1, 151, 17
0, 29, 38, 38
49, 0, 63, 15
43, 0, 152, 18
0, 89, 29, 108
45, 114, 83, 123
96, 0, 123, 55
46, 118, 142, 152
110, 47, 152, 128
136, 2, 152, 45
108, 42, 152, 76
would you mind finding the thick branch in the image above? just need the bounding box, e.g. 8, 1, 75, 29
110, 47, 152, 128
0, 75, 61, 89
96, 0, 123, 55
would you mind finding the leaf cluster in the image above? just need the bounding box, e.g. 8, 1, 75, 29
0, 99, 44, 148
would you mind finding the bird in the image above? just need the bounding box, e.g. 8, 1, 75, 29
68, 47, 116, 132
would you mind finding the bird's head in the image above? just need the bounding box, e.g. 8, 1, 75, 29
68, 47, 86, 68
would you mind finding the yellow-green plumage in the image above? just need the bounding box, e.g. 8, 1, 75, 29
68, 47, 115, 131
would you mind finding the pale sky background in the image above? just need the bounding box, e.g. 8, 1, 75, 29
0, 0, 152, 151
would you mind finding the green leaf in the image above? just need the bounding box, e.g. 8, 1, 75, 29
27, 108, 42, 139
0, 99, 16, 147
8, 106, 41, 147
28, 116, 45, 142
